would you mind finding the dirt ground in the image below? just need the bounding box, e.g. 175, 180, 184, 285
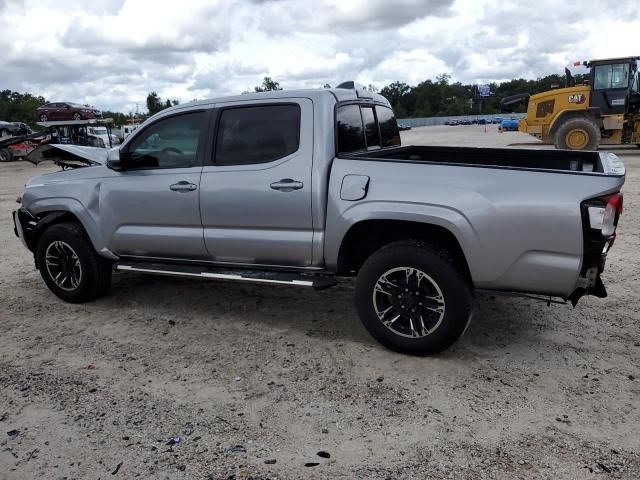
1, 127, 639, 479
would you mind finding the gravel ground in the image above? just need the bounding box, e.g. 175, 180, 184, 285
1, 127, 639, 479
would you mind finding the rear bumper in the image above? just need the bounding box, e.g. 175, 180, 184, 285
567, 196, 620, 305
567, 254, 608, 306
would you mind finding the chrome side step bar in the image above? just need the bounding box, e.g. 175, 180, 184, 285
115, 261, 337, 290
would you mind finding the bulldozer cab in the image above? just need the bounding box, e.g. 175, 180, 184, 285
588, 57, 640, 115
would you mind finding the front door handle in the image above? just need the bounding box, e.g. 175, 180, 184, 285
169, 181, 197, 192
270, 178, 303, 192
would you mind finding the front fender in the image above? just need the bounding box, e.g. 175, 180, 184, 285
23, 196, 117, 260
324, 200, 482, 276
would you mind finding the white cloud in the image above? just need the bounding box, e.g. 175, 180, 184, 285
0, 0, 639, 112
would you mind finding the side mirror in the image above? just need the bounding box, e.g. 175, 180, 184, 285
106, 148, 126, 171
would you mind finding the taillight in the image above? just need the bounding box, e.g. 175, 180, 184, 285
587, 193, 623, 237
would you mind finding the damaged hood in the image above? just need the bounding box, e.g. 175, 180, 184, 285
26, 144, 118, 166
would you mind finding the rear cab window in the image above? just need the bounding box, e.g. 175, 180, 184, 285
336, 103, 400, 154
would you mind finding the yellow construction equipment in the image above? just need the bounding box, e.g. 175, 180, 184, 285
517, 56, 640, 150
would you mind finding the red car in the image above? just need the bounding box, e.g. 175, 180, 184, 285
35, 102, 102, 122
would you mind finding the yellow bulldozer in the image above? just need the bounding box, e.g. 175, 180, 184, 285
515, 56, 640, 150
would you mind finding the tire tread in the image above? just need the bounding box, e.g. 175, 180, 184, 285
36, 221, 111, 303
355, 241, 472, 355
554, 116, 601, 150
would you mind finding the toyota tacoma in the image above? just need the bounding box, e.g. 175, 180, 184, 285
13, 87, 625, 355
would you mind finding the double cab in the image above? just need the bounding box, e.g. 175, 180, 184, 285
14, 88, 625, 355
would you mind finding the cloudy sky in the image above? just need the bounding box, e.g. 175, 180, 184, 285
2, 0, 639, 113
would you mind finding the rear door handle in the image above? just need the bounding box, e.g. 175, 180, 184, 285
169, 181, 197, 192
270, 178, 303, 192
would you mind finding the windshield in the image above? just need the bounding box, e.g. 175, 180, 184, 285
89, 127, 108, 135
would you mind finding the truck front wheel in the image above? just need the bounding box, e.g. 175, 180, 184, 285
554, 117, 600, 150
355, 243, 472, 355
36, 222, 112, 303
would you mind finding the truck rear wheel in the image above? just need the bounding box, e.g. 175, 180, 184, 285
0, 148, 14, 162
355, 243, 472, 355
554, 117, 600, 150
36, 222, 112, 303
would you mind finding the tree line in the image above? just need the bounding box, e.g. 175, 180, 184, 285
0, 72, 586, 128
378, 72, 588, 118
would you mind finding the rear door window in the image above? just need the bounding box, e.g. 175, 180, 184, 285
214, 104, 300, 165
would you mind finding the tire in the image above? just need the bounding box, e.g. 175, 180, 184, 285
554, 117, 600, 150
36, 222, 112, 303
73, 112, 82, 120
355, 242, 473, 356
0, 148, 14, 162
39, 113, 48, 122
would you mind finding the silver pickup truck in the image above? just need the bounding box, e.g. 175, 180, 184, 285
13, 88, 625, 355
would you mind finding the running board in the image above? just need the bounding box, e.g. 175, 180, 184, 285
114, 261, 337, 290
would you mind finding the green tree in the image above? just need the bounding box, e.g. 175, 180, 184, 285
101, 110, 131, 127
254, 77, 282, 92
146, 92, 164, 115
379, 81, 411, 107
146, 92, 179, 115
0, 89, 48, 127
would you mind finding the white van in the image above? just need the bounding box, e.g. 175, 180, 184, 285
86, 126, 112, 148
122, 124, 140, 140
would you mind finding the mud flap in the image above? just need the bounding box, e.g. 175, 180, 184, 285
567, 275, 607, 307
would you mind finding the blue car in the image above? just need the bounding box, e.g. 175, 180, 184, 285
500, 118, 519, 131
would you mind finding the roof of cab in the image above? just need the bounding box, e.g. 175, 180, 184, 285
153, 88, 390, 119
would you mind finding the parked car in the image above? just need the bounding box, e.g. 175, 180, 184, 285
0, 121, 32, 137
35, 102, 102, 122
13, 88, 625, 355
397, 123, 412, 131
500, 118, 519, 131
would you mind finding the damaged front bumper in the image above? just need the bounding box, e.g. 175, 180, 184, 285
13, 207, 38, 252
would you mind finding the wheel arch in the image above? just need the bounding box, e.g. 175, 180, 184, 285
24, 211, 85, 260
549, 108, 601, 137
334, 218, 473, 284
22, 201, 116, 261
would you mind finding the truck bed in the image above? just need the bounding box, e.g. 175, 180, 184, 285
326, 145, 625, 297
344, 145, 625, 176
